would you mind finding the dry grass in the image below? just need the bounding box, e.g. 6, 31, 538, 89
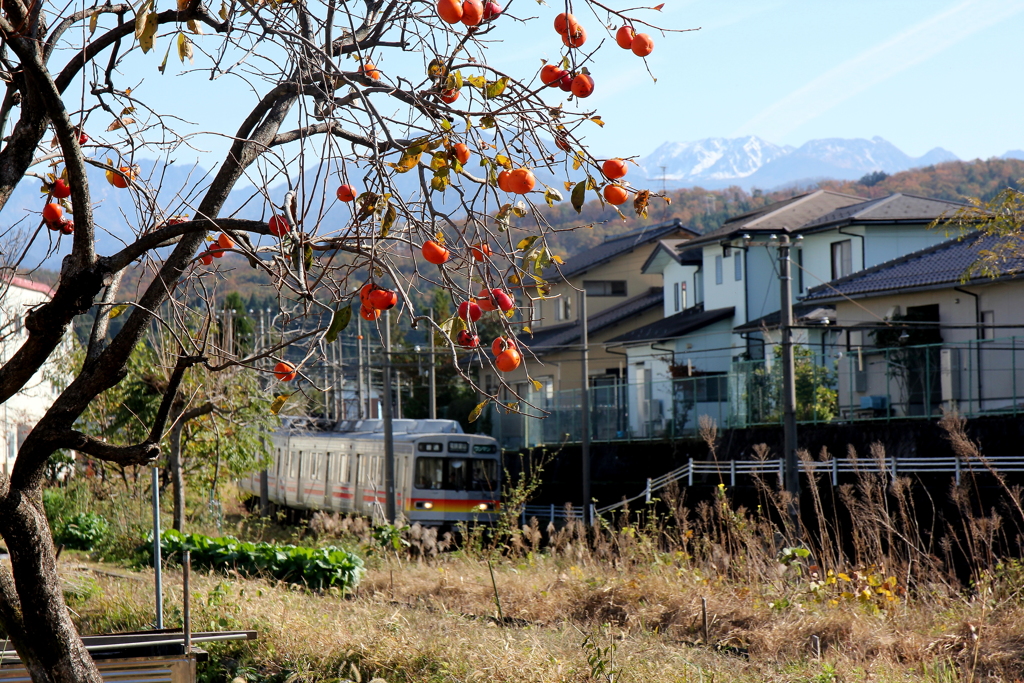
60, 543, 1024, 683
52, 422, 1024, 682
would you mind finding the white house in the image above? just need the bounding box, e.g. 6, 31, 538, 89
1, 276, 61, 476
801, 231, 1024, 419
604, 191, 970, 437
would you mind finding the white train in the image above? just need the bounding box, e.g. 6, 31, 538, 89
238, 418, 501, 525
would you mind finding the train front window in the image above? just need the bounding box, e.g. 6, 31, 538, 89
414, 457, 499, 491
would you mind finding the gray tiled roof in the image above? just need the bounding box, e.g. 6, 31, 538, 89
525, 287, 664, 353
685, 190, 866, 247
542, 219, 697, 281
605, 305, 735, 345
802, 232, 1024, 302
797, 193, 968, 233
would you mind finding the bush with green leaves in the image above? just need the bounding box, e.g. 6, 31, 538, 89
56, 512, 111, 551
157, 530, 364, 592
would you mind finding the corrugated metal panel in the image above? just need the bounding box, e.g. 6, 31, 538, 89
0, 655, 194, 683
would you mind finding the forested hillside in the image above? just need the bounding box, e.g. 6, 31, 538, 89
535, 157, 1024, 259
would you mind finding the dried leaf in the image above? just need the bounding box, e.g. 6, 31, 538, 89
634, 189, 651, 218
135, 0, 153, 39
571, 181, 586, 213
187, 18, 203, 34
270, 393, 291, 415
589, 116, 605, 127
158, 40, 173, 74
218, 0, 229, 20
531, 379, 542, 391
325, 305, 352, 343
468, 399, 490, 423
107, 304, 129, 318
479, 115, 496, 129
652, 2, 664, 9
177, 33, 194, 63
137, 9, 158, 53
89, 12, 99, 35
544, 187, 562, 206
485, 76, 508, 99
517, 235, 540, 251
512, 200, 528, 217
380, 204, 397, 236
107, 117, 135, 131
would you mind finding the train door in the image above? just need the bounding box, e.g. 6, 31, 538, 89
353, 452, 365, 515
323, 451, 333, 509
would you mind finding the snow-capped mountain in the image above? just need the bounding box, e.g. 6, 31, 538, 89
639, 135, 959, 190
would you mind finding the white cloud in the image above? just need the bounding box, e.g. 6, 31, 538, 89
732, 0, 1024, 140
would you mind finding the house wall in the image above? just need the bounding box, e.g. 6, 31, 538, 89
533, 248, 666, 329
1, 282, 60, 476
660, 261, 700, 317
798, 225, 952, 291
832, 279, 1024, 417
702, 244, 746, 322
745, 245, 782, 322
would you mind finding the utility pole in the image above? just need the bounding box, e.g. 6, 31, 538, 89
778, 235, 800, 526
580, 291, 591, 525
382, 311, 397, 524
357, 315, 365, 419
428, 313, 437, 420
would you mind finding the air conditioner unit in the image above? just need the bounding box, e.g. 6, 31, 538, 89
646, 399, 664, 421
940, 347, 961, 402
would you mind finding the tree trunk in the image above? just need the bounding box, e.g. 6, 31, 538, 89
169, 419, 185, 532
0, 489, 102, 683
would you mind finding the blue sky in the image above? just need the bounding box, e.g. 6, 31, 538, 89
120, 0, 1024, 167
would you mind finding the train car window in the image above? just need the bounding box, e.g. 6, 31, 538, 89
337, 454, 350, 483
473, 444, 497, 454
448, 441, 469, 453
472, 459, 498, 491
418, 442, 443, 452
414, 456, 499, 491
289, 451, 299, 478
311, 452, 322, 480
415, 457, 445, 490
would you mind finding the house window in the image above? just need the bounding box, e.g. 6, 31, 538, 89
734, 253, 742, 281
556, 296, 572, 321
673, 282, 680, 312
981, 310, 995, 341
831, 240, 853, 280
583, 280, 627, 297
715, 255, 723, 284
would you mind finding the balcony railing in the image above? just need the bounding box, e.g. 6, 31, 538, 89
488, 336, 1024, 449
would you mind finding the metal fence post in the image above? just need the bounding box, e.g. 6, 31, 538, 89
645, 478, 652, 504
730, 459, 736, 487
688, 457, 694, 487
832, 457, 838, 487
549, 503, 555, 525
955, 456, 961, 485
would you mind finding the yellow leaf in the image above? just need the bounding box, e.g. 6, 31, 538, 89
270, 393, 291, 415
468, 399, 490, 423
531, 379, 542, 391
494, 154, 512, 169
390, 145, 423, 173
137, 10, 158, 53
107, 304, 129, 318
135, 0, 153, 39
177, 32, 194, 63
551, 254, 564, 264
120, 106, 136, 116
564, 181, 572, 191
509, 274, 520, 285
522, 326, 532, 335
89, 12, 99, 35
187, 18, 203, 34
590, 116, 605, 127
466, 74, 486, 89
219, 0, 229, 19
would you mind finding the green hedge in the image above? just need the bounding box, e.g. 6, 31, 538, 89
156, 530, 364, 592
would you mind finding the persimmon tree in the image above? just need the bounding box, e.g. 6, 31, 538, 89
0, 0, 687, 675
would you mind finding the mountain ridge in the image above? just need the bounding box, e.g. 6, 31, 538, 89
638, 135, 960, 191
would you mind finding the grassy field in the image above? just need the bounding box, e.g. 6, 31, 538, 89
45, 416, 1024, 682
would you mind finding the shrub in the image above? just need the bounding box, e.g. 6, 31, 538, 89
56, 512, 111, 551
157, 530, 364, 592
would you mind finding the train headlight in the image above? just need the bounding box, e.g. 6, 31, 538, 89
477, 503, 491, 511
415, 501, 434, 510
